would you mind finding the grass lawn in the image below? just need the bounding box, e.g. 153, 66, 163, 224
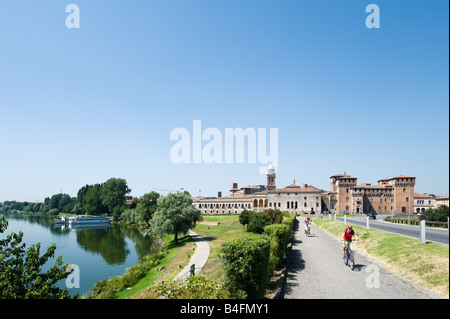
311, 217, 449, 298
189, 214, 246, 281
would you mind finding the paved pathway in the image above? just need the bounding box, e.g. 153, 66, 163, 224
173, 230, 210, 282
283, 218, 441, 299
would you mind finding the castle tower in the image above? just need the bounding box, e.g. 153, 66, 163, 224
266, 162, 276, 190
330, 173, 357, 213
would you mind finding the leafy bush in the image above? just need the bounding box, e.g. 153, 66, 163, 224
220, 234, 271, 299
0, 216, 75, 299
420, 205, 449, 222
264, 223, 290, 269
247, 212, 269, 234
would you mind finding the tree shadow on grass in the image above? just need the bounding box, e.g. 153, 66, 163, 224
164, 235, 195, 249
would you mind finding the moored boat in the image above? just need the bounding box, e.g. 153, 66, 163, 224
54, 216, 69, 224
68, 215, 112, 225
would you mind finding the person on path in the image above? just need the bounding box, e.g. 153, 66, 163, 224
342, 225, 359, 257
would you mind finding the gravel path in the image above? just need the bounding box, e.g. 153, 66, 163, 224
173, 230, 210, 282
283, 218, 441, 299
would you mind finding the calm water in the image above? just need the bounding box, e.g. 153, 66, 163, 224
0, 214, 161, 297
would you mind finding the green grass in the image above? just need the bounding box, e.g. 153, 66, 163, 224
311, 217, 449, 298
115, 234, 195, 299
190, 215, 247, 281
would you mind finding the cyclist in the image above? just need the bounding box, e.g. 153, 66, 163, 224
342, 225, 359, 258
304, 216, 312, 234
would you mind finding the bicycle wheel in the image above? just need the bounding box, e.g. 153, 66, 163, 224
343, 248, 349, 265
348, 249, 355, 270
350, 250, 355, 270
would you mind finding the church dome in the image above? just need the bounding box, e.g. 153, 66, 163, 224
267, 162, 276, 175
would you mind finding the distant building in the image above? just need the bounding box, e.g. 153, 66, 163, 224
193, 167, 418, 216
329, 173, 416, 214
193, 163, 323, 214
435, 196, 449, 208
125, 195, 134, 206
414, 193, 435, 214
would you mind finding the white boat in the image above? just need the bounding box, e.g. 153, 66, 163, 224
54, 216, 69, 224
68, 216, 112, 225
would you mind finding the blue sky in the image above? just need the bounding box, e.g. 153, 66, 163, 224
0, 0, 448, 202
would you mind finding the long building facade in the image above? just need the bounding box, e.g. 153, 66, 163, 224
193, 163, 323, 215
192, 165, 416, 215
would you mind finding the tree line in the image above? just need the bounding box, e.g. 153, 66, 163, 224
1, 177, 132, 221
1, 184, 203, 299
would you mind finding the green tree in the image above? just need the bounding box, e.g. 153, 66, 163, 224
265, 208, 283, 224
101, 178, 131, 219
239, 209, 253, 231
151, 192, 202, 245
420, 205, 449, 222
0, 216, 76, 299
49, 194, 63, 210
247, 212, 269, 234
84, 184, 108, 216
136, 191, 160, 224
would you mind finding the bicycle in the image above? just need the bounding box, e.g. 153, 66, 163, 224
304, 221, 311, 236
343, 240, 355, 270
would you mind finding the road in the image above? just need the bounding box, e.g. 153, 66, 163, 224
282, 219, 441, 299
334, 215, 449, 245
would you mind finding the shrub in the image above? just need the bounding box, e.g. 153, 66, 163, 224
265, 209, 283, 224
220, 234, 271, 299
247, 212, 269, 234
264, 223, 290, 267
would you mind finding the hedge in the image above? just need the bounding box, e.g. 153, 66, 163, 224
220, 234, 271, 299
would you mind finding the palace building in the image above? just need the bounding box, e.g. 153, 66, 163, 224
192, 164, 417, 215
192, 163, 324, 215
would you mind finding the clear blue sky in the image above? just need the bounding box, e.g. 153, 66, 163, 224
0, 0, 448, 202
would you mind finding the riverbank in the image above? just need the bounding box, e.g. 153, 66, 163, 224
85, 231, 197, 299
109, 215, 244, 299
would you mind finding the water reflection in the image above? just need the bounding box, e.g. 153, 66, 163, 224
3, 214, 161, 264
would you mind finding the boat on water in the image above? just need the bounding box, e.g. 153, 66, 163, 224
54, 216, 69, 224
68, 215, 112, 225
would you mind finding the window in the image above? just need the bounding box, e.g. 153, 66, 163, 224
406, 197, 409, 202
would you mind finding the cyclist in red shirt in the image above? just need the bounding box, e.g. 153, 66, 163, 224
342, 225, 359, 258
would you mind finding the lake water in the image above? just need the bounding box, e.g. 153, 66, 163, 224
0, 214, 161, 297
